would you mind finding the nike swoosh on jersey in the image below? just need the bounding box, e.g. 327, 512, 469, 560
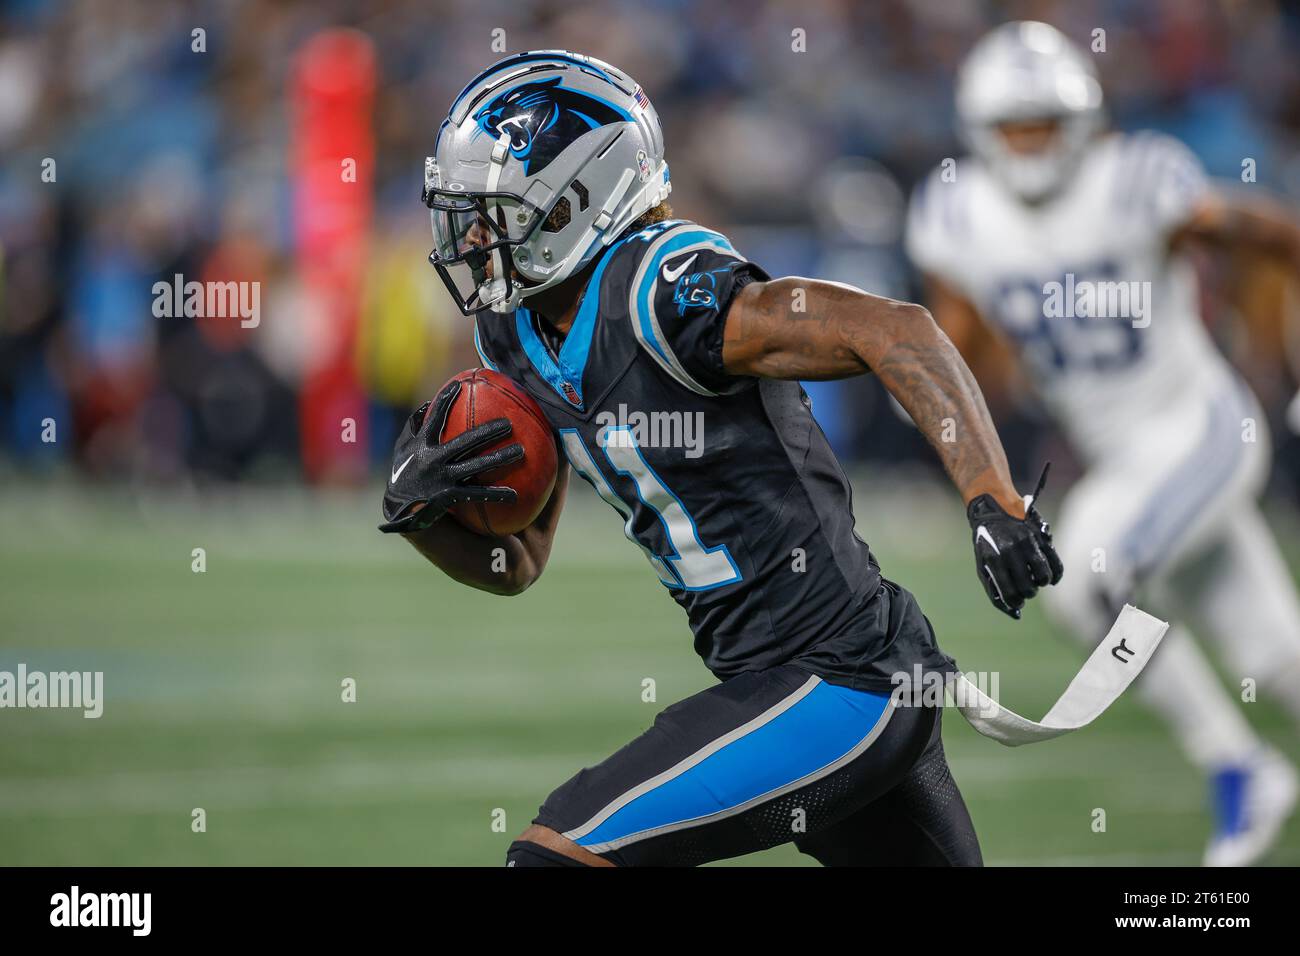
391, 455, 415, 484
661, 253, 698, 283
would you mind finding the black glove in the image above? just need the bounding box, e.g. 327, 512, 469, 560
966, 464, 1064, 619
378, 380, 522, 534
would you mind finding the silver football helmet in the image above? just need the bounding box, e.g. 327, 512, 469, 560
956, 21, 1104, 202
425, 50, 671, 314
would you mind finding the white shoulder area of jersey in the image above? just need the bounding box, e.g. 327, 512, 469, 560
905, 158, 983, 277
1109, 128, 1205, 172
1104, 129, 1211, 231
626, 221, 743, 398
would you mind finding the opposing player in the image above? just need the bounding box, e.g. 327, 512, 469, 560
907, 21, 1300, 865
381, 51, 1061, 866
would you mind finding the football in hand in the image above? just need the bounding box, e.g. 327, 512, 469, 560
431, 368, 558, 536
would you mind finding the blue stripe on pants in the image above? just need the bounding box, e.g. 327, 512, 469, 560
573, 678, 893, 851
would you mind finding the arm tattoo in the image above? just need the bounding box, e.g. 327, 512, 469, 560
868, 335, 1012, 503
724, 277, 1020, 509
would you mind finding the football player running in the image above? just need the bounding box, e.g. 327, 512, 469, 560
907, 21, 1300, 866
381, 51, 1061, 866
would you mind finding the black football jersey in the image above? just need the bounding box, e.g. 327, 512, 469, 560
474, 219, 951, 687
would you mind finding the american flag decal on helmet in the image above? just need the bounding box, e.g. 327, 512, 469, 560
633, 86, 650, 110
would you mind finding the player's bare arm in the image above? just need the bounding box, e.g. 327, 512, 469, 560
724, 277, 1022, 516
918, 274, 985, 358
402, 463, 568, 596
1171, 192, 1300, 267
723, 277, 1062, 618
919, 274, 1028, 413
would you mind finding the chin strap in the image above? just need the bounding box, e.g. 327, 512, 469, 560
484, 279, 521, 313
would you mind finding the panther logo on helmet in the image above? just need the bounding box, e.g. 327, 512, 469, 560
427, 51, 670, 315
473, 77, 632, 175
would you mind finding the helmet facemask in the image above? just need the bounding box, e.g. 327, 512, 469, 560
424, 162, 549, 314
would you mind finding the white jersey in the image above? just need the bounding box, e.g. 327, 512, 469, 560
906, 131, 1238, 464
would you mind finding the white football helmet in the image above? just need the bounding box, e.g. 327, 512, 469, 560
425, 51, 671, 314
956, 21, 1104, 202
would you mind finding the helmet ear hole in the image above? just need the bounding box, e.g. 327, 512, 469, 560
541, 196, 572, 234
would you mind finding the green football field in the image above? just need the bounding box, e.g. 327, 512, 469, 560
2, 476, 1298, 866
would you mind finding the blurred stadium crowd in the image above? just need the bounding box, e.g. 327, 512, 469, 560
3, 0, 1300, 490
